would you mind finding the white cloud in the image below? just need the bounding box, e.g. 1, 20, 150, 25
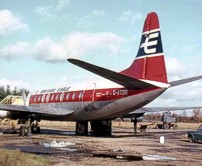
77, 10, 106, 28
35, 0, 69, 17
165, 57, 187, 80
65, 32, 124, 58
117, 10, 142, 23
35, 37, 67, 62
0, 41, 33, 59
55, 0, 70, 11
92, 10, 105, 17
0, 32, 124, 62
0, 10, 29, 36
35, 6, 53, 17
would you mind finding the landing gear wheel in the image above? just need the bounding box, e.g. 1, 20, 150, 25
31, 123, 40, 134
189, 136, 196, 143
163, 123, 170, 129
76, 122, 88, 135
91, 120, 112, 136
19, 126, 28, 136
36, 126, 40, 133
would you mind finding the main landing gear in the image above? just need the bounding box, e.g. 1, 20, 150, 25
76, 120, 112, 136
132, 118, 138, 134
18, 118, 40, 136
91, 121, 112, 136
76, 122, 88, 135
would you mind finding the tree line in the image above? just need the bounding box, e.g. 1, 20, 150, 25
0, 85, 29, 101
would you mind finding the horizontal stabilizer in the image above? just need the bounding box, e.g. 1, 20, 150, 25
169, 76, 202, 87
68, 59, 158, 90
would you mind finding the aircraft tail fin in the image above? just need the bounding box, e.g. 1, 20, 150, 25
121, 12, 168, 84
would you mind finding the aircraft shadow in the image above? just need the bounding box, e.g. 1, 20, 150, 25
39, 128, 153, 138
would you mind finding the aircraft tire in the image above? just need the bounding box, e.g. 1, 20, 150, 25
189, 135, 196, 143
91, 120, 112, 136
19, 126, 26, 136
36, 126, 40, 133
76, 122, 88, 135
31, 124, 40, 134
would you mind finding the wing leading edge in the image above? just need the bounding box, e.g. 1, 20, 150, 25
68, 58, 158, 90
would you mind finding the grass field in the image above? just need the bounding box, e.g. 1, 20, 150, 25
0, 149, 50, 166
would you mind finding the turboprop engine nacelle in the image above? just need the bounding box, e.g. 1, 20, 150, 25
0, 110, 10, 118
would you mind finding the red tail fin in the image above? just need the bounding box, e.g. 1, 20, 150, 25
121, 12, 168, 83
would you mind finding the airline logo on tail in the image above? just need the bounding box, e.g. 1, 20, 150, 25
140, 31, 159, 54
137, 29, 163, 58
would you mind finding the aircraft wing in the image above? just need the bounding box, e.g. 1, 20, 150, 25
68, 59, 158, 90
169, 76, 202, 87
123, 107, 201, 118
0, 104, 74, 116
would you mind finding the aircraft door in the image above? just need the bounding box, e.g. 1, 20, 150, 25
82, 83, 96, 111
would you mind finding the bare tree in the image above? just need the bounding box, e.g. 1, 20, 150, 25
193, 109, 201, 123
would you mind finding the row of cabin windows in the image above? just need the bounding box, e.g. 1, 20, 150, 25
32, 92, 83, 103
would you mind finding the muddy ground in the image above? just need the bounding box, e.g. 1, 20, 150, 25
0, 121, 201, 166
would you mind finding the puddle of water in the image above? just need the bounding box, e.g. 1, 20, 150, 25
93, 153, 143, 161
41, 130, 76, 135
41, 140, 75, 148
143, 154, 176, 160
4, 140, 80, 155
59, 147, 79, 152
92, 153, 176, 161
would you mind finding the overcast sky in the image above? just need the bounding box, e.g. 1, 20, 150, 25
0, 0, 202, 108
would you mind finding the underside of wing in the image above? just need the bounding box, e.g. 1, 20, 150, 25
0, 104, 74, 116
68, 59, 158, 90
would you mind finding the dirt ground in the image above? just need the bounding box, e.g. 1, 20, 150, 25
0, 121, 201, 166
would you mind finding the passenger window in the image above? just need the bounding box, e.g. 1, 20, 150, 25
41, 94, 45, 103
60, 92, 64, 102
46, 93, 50, 102
66, 93, 70, 101
51, 94, 55, 101
38, 96, 41, 102
78, 92, 83, 100
55, 94, 59, 101
34, 96, 37, 102
72, 93, 76, 100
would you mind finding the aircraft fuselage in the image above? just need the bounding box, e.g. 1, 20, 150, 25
27, 83, 166, 121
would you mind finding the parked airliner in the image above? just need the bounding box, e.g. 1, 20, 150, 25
0, 12, 201, 136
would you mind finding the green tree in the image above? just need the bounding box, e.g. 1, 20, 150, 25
6, 85, 11, 95
0, 86, 6, 101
